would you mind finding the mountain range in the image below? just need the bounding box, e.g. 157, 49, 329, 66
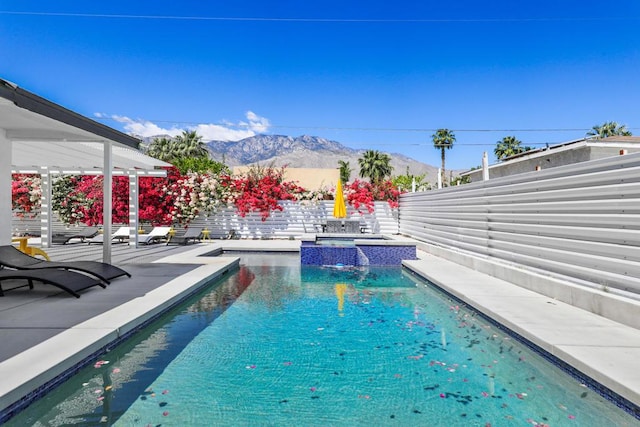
205, 134, 441, 183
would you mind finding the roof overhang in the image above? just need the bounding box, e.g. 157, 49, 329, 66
0, 79, 169, 170
0, 78, 172, 262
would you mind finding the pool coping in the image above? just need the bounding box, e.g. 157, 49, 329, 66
0, 245, 240, 420
403, 251, 640, 413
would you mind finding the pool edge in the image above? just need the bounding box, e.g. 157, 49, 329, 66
0, 256, 240, 423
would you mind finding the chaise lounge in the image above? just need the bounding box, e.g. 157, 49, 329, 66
0, 268, 106, 298
87, 226, 130, 245
139, 226, 172, 245
52, 226, 100, 245
0, 245, 131, 283
166, 227, 202, 246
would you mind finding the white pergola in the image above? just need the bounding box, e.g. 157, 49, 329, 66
0, 78, 170, 263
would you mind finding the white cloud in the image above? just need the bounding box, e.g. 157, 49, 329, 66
194, 124, 256, 141
245, 111, 271, 133
107, 115, 183, 138
96, 112, 271, 141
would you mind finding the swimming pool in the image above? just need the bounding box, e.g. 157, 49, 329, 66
6, 256, 639, 426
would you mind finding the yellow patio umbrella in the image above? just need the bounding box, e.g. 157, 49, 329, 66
333, 179, 347, 218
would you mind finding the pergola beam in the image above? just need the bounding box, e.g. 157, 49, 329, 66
0, 130, 11, 246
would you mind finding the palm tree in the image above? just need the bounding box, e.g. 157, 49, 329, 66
494, 136, 533, 161
338, 160, 352, 183
431, 129, 456, 185
146, 136, 175, 162
173, 130, 209, 159
587, 121, 632, 138
358, 150, 393, 184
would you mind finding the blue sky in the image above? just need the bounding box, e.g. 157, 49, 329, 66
1, 1, 639, 170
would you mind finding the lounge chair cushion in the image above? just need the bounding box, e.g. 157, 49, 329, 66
138, 227, 172, 245
87, 226, 130, 245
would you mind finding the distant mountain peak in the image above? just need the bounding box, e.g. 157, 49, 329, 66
206, 134, 357, 165
204, 134, 439, 183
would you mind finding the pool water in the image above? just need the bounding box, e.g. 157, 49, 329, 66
315, 239, 356, 246
7, 260, 639, 426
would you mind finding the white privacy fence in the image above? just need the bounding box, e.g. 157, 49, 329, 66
399, 152, 640, 295
187, 201, 399, 238
12, 201, 399, 240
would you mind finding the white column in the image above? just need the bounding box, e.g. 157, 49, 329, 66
128, 171, 139, 247
40, 167, 52, 247
0, 130, 11, 245
437, 168, 442, 189
482, 152, 489, 181
103, 141, 113, 263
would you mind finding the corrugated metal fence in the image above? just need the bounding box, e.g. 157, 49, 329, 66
399, 152, 640, 295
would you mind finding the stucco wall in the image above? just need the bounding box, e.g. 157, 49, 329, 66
232, 167, 339, 190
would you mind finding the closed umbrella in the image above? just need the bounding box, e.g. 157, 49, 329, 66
333, 179, 347, 218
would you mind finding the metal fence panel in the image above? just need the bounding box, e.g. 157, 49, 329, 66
399, 152, 640, 294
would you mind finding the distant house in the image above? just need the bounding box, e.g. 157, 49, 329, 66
462, 136, 640, 182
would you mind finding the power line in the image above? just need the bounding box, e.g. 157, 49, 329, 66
1, 10, 639, 23
268, 126, 602, 133
94, 117, 629, 134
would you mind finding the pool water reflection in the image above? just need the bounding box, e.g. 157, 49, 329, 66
6, 263, 639, 426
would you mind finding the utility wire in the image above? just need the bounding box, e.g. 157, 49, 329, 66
93, 116, 639, 134
1, 11, 639, 23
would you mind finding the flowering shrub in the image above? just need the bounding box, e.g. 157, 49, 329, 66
159, 168, 222, 224
11, 174, 42, 218
13, 166, 399, 226
139, 172, 176, 226
75, 176, 129, 225
52, 175, 82, 223
218, 166, 307, 220
297, 186, 334, 204
52, 175, 129, 225
345, 179, 401, 213
371, 179, 401, 209
48, 167, 219, 226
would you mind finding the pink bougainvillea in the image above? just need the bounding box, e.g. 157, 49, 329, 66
13, 166, 398, 225
345, 179, 402, 214
218, 167, 307, 221
69, 175, 130, 225
139, 167, 185, 225
11, 174, 42, 217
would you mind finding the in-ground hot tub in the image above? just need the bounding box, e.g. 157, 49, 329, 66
300, 235, 417, 266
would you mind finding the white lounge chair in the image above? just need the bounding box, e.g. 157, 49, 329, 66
87, 226, 130, 245
139, 226, 172, 245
